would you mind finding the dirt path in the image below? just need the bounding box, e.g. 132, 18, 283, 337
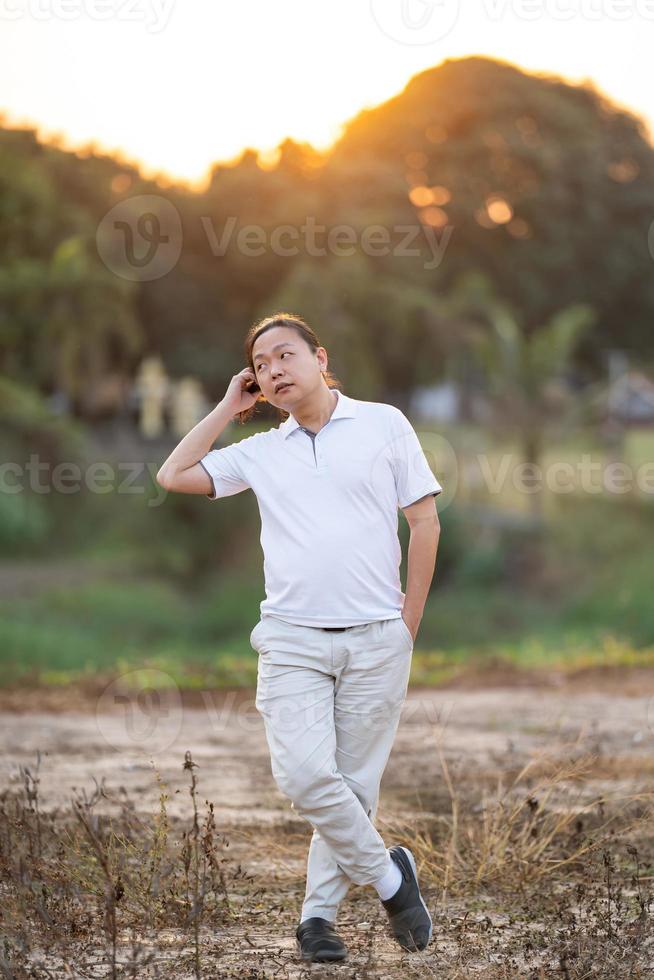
2, 677, 653, 819
2, 676, 653, 977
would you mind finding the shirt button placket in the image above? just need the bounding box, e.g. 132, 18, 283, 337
316, 437, 327, 470
301, 427, 318, 467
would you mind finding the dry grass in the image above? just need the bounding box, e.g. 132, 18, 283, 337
410, 745, 652, 895
1, 734, 653, 978
0, 749, 263, 978
379, 729, 654, 978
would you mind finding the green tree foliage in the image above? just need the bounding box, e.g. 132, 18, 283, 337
448, 271, 596, 515
2, 55, 654, 419
0, 128, 144, 412
263, 254, 452, 410
331, 56, 654, 365
0, 376, 87, 550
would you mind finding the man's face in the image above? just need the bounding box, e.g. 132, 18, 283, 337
251, 326, 326, 409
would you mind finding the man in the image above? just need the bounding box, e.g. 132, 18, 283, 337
157, 313, 443, 963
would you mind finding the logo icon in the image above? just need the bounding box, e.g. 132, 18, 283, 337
96, 194, 182, 281
95, 668, 183, 755
370, 0, 460, 45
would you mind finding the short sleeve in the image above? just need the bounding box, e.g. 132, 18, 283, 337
388, 410, 443, 509
199, 443, 251, 500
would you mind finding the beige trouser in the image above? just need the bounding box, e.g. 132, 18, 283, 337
250, 614, 414, 923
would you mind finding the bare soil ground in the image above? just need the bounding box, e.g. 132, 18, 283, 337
1, 669, 654, 977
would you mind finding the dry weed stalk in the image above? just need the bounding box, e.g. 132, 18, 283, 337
0, 749, 243, 979
389, 724, 654, 903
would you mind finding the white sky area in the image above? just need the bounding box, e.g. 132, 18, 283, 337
1, 0, 652, 188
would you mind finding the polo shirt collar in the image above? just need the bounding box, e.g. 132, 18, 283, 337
279, 388, 357, 439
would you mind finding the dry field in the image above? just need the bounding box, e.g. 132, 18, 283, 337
1, 668, 653, 978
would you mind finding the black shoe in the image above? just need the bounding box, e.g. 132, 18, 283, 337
295, 916, 348, 962
380, 846, 433, 951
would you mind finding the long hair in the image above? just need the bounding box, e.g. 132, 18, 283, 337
237, 312, 342, 425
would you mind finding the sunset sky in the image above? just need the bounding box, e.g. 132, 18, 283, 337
1, 0, 652, 188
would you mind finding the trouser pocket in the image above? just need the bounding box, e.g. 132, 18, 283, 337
250, 618, 266, 650
394, 615, 414, 650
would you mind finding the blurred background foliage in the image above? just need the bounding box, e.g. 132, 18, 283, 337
1, 56, 653, 686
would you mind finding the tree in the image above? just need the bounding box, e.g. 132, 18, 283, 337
261, 253, 452, 410
0, 237, 143, 414
331, 55, 654, 366
449, 271, 596, 518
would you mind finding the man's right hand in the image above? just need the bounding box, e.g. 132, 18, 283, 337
222, 368, 261, 417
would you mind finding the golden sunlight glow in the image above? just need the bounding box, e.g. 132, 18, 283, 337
419, 206, 449, 228
430, 186, 451, 206
409, 185, 452, 207
257, 147, 283, 172
110, 173, 132, 195
409, 186, 434, 207
607, 159, 640, 182
507, 218, 531, 238
475, 207, 495, 229
0, 4, 652, 187
486, 196, 514, 224
425, 125, 448, 145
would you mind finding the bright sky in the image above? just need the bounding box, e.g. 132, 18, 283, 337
1, 0, 652, 188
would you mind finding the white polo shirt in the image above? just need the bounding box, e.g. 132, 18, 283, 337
199, 389, 443, 627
